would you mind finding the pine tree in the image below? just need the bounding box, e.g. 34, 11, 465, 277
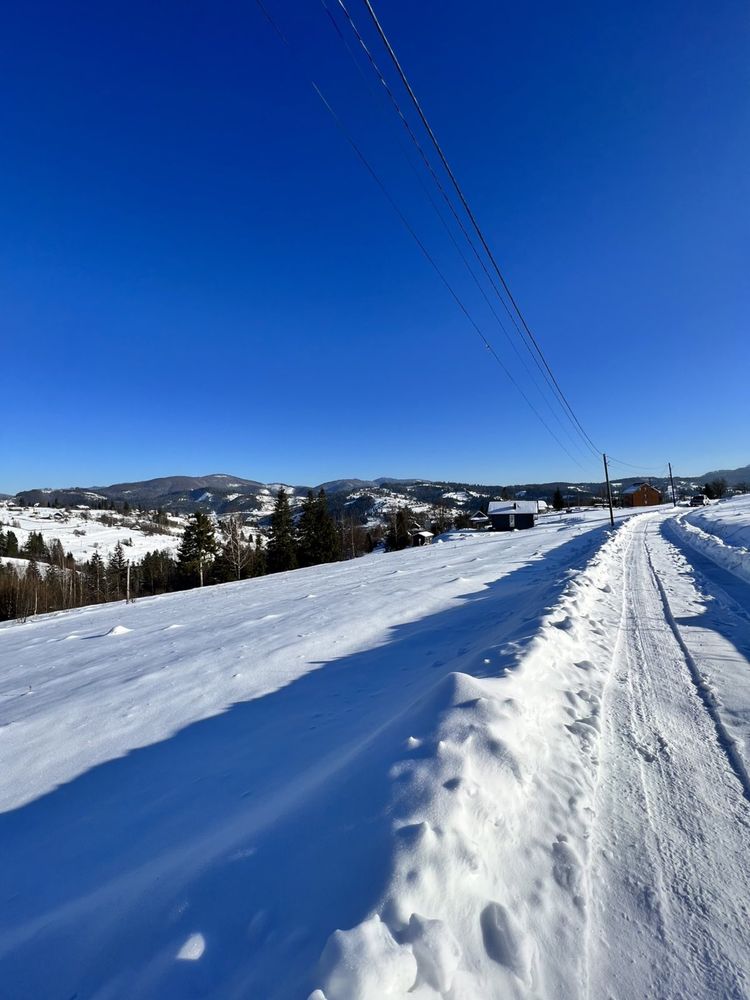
252, 534, 266, 577
107, 541, 128, 599
552, 488, 564, 512
314, 489, 341, 564
295, 491, 318, 568
266, 487, 297, 574
86, 551, 106, 602
177, 512, 218, 587
4, 531, 18, 557
23, 531, 48, 560
141, 549, 176, 594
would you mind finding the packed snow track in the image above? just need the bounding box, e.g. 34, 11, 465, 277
587, 513, 750, 1000
2, 499, 750, 998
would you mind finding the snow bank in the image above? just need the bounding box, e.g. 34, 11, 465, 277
684, 495, 750, 550
671, 497, 750, 585
308, 519, 634, 998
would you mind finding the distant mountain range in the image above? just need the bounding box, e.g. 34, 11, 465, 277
695, 464, 750, 486
9, 463, 748, 528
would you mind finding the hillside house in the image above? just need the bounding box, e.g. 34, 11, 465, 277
487, 500, 538, 531
621, 483, 663, 508
468, 510, 490, 529
411, 529, 434, 547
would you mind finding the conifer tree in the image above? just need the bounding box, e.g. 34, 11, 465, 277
314, 489, 341, 564
295, 491, 318, 568
552, 488, 564, 512
107, 541, 128, 599
177, 512, 218, 587
266, 487, 297, 574
23, 531, 48, 561
86, 551, 106, 602
297, 489, 342, 567
4, 531, 18, 557
252, 534, 266, 577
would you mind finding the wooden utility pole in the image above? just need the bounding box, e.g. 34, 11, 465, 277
668, 462, 677, 507
603, 453, 615, 528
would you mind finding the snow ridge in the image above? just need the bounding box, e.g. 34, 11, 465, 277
309, 520, 633, 999
670, 509, 750, 585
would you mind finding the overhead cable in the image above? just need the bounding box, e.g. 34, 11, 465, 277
255, 0, 596, 473
359, 0, 602, 459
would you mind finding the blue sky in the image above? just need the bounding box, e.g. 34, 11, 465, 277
2, 0, 748, 493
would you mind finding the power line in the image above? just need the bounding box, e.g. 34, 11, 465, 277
359, 0, 602, 459
607, 456, 668, 473
254, 0, 596, 473
320, 0, 595, 463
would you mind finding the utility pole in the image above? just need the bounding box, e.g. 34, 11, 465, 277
126, 560, 131, 603
603, 453, 614, 528
668, 462, 677, 507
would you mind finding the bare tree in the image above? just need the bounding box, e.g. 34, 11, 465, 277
221, 514, 251, 581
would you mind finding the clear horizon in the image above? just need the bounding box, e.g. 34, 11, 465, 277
4, 456, 748, 497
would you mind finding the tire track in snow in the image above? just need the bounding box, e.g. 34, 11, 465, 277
586, 514, 750, 1000
647, 541, 750, 804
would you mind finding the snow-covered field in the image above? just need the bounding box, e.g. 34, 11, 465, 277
1, 500, 750, 998
0, 503, 185, 562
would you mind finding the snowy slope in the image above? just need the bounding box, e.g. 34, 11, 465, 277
0, 503, 185, 562
2, 502, 750, 998
0, 508, 626, 999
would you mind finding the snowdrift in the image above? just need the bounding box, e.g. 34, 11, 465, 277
671, 496, 750, 585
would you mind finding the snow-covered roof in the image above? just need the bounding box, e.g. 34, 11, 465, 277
621, 482, 660, 495
412, 530, 434, 538
487, 500, 538, 515
469, 510, 489, 521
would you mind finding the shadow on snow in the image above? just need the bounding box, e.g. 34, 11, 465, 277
0, 527, 609, 1000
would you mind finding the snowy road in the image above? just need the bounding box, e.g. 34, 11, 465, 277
2, 500, 750, 998
587, 513, 750, 1000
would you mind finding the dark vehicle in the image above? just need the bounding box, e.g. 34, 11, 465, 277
690, 494, 708, 507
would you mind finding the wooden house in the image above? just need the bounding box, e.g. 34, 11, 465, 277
620, 483, 662, 508
487, 500, 538, 531
468, 510, 490, 529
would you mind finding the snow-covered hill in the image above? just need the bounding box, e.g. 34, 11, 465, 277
0, 502, 186, 562
2, 499, 750, 998
14, 464, 747, 529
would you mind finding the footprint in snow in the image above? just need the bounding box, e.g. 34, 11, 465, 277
480, 903, 532, 984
